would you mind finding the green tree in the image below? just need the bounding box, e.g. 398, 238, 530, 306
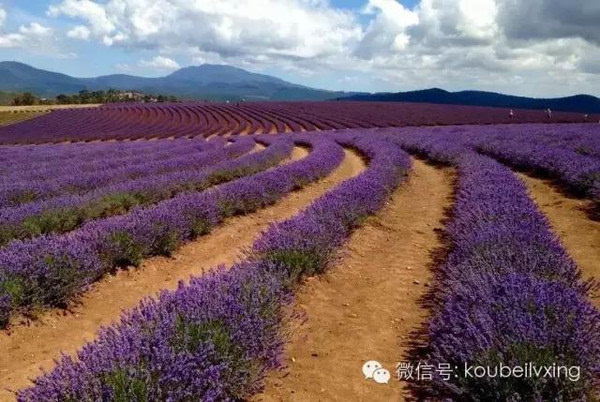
56, 94, 71, 104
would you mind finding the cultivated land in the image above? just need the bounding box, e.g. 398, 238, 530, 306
256, 160, 455, 401
0, 148, 365, 399
0, 105, 101, 128
0, 104, 102, 112
0, 102, 598, 401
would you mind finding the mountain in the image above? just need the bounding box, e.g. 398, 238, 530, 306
0, 62, 85, 96
166, 65, 289, 85
338, 88, 600, 114
0, 61, 355, 101
3, 62, 598, 111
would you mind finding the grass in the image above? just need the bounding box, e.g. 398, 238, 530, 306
0, 111, 47, 127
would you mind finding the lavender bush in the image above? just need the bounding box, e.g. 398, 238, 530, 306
430, 154, 599, 400
17, 262, 290, 401
0, 139, 220, 207
0, 137, 220, 176
17, 132, 412, 400
383, 123, 600, 217
0, 136, 342, 327
389, 130, 600, 400
0, 137, 264, 246
253, 132, 411, 283
1, 102, 594, 145
476, 139, 600, 216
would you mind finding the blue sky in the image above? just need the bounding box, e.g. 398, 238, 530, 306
0, 0, 598, 97
332, 0, 419, 11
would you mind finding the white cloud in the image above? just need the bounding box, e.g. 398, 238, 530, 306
355, 0, 600, 96
0, 22, 54, 49
140, 55, 180, 70
409, 0, 498, 47
19, 22, 52, 37
67, 25, 91, 40
0, 7, 6, 28
48, 0, 114, 35
115, 62, 134, 73
456, 0, 498, 41
355, 0, 419, 57
0, 7, 66, 55
43, 0, 600, 96
47, 0, 361, 61
497, 0, 600, 45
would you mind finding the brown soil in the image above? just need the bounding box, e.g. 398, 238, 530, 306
518, 173, 600, 307
0, 104, 101, 112
249, 142, 267, 153
0, 147, 365, 401
254, 160, 454, 402
0, 112, 47, 127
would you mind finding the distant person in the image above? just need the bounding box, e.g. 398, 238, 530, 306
509, 109, 514, 119
546, 108, 552, 119
584, 114, 588, 121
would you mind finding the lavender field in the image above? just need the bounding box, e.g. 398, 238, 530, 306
0, 104, 598, 401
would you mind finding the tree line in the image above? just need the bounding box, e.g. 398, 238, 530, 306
10, 90, 179, 106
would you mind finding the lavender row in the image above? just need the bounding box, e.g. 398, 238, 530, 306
477, 138, 600, 194
469, 123, 600, 159
0, 138, 231, 207
430, 155, 599, 400
383, 123, 600, 217
474, 135, 600, 216
0, 106, 199, 144
0, 138, 260, 246
0, 136, 186, 163
0, 136, 220, 178
0, 136, 341, 328
3, 102, 597, 145
252, 131, 411, 281
17, 132, 411, 401
0, 138, 220, 192
389, 131, 599, 399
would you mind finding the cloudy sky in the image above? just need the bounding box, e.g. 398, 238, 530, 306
0, 0, 598, 97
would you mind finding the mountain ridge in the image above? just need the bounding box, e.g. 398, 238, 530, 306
338, 88, 600, 114
0, 61, 354, 101
1, 61, 599, 112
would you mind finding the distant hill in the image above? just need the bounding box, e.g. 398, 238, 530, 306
0, 61, 357, 101
0, 62, 85, 96
2, 62, 598, 111
338, 88, 600, 114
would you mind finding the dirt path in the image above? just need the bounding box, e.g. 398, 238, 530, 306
0, 147, 365, 400
518, 173, 600, 307
254, 159, 454, 402
0, 112, 47, 127
247, 142, 266, 154
0, 104, 102, 112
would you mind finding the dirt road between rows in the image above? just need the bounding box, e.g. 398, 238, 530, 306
255, 159, 455, 401
0, 147, 365, 400
519, 173, 600, 308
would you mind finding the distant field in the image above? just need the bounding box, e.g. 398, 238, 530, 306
0, 104, 102, 112
0, 101, 596, 144
0, 111, 47, 127
0, 104, 102, 127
